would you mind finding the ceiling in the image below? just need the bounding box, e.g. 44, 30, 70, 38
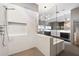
13, 3, 38, 12
39, 3, 79, 14
38, 3, 79, 20
2, 3, 79, 21
38, 3, 56, 16
56, 3, 79, 12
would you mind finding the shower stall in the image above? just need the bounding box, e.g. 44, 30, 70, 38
0, 3, 38, 56
0, 3, 65, 56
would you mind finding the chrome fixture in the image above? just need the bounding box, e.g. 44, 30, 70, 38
0, 6, 10, 47
5, 8, 15, 10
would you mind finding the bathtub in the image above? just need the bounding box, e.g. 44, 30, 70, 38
8, 34, 64, 56
8, 34, 36, 55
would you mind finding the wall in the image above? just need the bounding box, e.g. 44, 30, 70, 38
4, 4, 39, 55
6, 4, 38, 35
0, 5, 8, 56
0, 5, 6, 25
71, 7, 79, 44
13, 3, 38, 12
64, 21, 71, 30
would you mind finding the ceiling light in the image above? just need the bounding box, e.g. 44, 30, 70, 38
44, 6, 47, 8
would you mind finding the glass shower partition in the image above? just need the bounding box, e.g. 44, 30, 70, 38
38, 3, 64, 56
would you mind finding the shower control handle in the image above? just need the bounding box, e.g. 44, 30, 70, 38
2, 33, 6, 47
0, 31, 6, 47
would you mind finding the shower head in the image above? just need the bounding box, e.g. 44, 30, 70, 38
1, 6, 15, 10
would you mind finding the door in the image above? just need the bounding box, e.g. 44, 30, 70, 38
0, 5, 8, 56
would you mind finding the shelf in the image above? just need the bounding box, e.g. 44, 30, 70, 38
8, 34, 27, 37
8, 21, 27, 25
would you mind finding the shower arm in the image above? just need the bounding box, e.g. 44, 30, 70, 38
1, 6, 10, 47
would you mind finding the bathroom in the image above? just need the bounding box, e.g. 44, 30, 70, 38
0, 3, 79, 56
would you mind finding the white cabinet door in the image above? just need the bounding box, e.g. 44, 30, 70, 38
51, 30, 60, 37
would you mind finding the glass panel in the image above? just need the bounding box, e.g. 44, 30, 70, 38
71, 6, 79, 47
38, 3, 58, 56
38, 3, 72, 56
56, 3, 71, 56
